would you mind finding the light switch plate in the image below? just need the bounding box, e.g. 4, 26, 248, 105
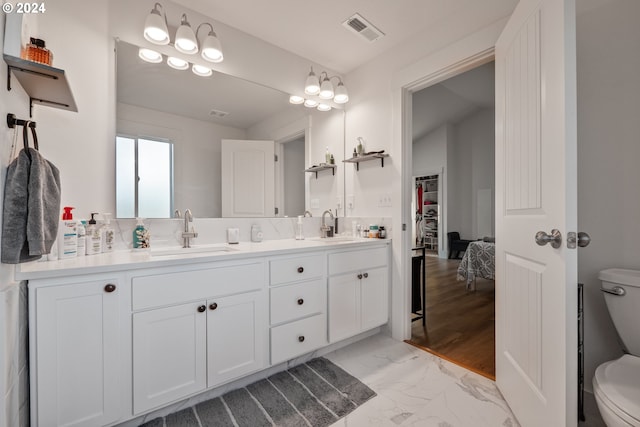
310, 198, 320, 209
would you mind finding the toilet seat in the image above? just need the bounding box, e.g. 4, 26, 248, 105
594, 355, 640, 426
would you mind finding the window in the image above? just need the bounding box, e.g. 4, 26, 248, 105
116, 136, 174, 218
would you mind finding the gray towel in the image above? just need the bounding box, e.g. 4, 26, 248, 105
2, 148, 61, 264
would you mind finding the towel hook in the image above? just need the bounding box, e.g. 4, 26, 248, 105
7, 113, 36, 129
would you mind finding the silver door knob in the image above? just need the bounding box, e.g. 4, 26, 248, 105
577, 232, 591, 248
535, 229, 562, 248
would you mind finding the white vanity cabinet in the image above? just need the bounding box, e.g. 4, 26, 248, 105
131, 260, 268, 414
269, 253, 328, 364
328, 246, 390, 343
29, 274, 126, 427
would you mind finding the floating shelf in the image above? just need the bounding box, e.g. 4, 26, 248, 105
343, 153, 390, 171
4, 54, 78, 116
304, 163, 336, 179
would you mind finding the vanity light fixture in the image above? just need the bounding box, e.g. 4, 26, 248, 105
144, 3, 170, 45
192, 64, 213, 77
304, 99, 319, 108
296, 66, 349, 109
138, 48, 163, 64
142, 4, 224, 63
198, 23, 224, 63
167, 56, 189, 70
175, 14, 198, 54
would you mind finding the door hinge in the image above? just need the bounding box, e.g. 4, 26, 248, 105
274, 154, 278, 162
402, 223, 407, 231
275, 207, 279, 215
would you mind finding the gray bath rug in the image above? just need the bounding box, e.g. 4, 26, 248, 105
139, 357, 376, 427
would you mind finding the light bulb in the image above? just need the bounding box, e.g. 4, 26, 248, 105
289, 95, 305, 104
304, 67, 320, 96
192, 64, 212, 77
201, 31, 223, 63
167, 56, 189, 70
304, 99, 319, 108
333, 82, 349, 104
138, 48, 162, 63
319, 77, 334, 99
143, 4, 169, 45
175, 14, 198, 54
317, 103, 332, 112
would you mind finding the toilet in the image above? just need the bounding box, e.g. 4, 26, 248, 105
593, 269, 640, 427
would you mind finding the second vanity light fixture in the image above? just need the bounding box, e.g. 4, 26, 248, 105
141, 2, 223, 77
289, 67, 349, 112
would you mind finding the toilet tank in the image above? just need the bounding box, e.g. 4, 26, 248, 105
599, 269, 640, 356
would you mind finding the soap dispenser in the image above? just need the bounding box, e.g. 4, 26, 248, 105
295, 216, 305, 240
57, 206, 78, 259
132, 218, 149, 249
85, 213, 102, 255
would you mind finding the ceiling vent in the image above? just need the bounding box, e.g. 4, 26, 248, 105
342, 13, 385, 43
209, 109, 229, 118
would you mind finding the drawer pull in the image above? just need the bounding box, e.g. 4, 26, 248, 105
363, 272, 369, 278
209, 303, 218, 310
297, 266, 304, 273
197, 305, 206, 313
357, 274, 363, 280
298, 335, 305, 342
297, 298, 304, 305
104, 284, 116, 293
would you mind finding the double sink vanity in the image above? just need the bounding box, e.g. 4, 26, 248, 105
18, 236, 391, 426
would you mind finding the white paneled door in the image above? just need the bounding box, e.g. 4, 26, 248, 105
495, 0, 578, 426
221, 139, 275, 217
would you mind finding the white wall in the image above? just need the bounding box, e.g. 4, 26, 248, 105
117, 103, 246, 218
450, 108, 495, 240
576, 0, 640, 392
0, 10, 42, 427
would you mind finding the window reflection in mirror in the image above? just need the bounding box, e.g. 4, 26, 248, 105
116, 136, 174, 218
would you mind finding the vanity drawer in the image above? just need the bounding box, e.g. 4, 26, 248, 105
328, 246, 388, 276
270, 278, 325, 325
269, 254, 324, 285
270, 313, 327, 365
132, 261, 264, 310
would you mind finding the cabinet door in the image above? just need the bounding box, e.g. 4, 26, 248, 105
328, 273, 360, 343
133, 302, 207, 414
207, 291, 267, 387
35, 280, 121, 427
361, 266, 389, 331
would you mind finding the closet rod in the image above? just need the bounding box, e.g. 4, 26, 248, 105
6, 113, 36, 129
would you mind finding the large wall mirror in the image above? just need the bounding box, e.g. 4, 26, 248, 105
115, 39, 345, 219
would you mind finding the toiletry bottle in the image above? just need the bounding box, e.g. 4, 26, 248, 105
85, 213, 103, 255
57, 206, 78, 259
76, 219, 86, 256
325, 146, 331, 163
357, 137, 364, 156
295, 216, 305, 240
101, 213, 115, 252
132, 218, 149, 249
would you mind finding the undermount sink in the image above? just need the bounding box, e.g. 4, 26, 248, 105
308, 236, 359, 243
151, 244, 238, 256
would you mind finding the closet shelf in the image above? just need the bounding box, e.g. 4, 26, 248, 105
4, 54, 78, 116
304, 163, 336, 179
343, 153, 390, 171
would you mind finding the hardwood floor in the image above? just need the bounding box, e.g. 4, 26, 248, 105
409, 255, 496, 379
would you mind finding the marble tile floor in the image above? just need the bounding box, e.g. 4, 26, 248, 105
324, 334, 606, 427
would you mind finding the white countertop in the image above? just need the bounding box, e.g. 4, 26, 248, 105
16, 237, 391, 281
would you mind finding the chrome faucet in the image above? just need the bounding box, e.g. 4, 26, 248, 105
321, 209, 335, 238
304, 210, 313, 217
182, 209, 198, 248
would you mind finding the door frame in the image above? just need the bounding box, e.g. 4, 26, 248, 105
390, 20, 506, 341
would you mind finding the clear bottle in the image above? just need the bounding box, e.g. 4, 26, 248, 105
295, 216, 305, 240
76, 220, 86, 257
325, 146, 331, 163
101, 213, 115, 252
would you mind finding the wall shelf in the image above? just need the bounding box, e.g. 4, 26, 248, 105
4, 54, 78, 116
343, 153, 389, 171
304, 163, 336, 179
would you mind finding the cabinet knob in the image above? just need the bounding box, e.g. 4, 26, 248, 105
297, 266, 304, 273
298, 335, 305, 342
297, 298, 304, 305
104, 284, 116, 293
209, 303, 218, 310
357, 274, 363, 280
363, 272, 369, 279
197, 305, 206, 313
